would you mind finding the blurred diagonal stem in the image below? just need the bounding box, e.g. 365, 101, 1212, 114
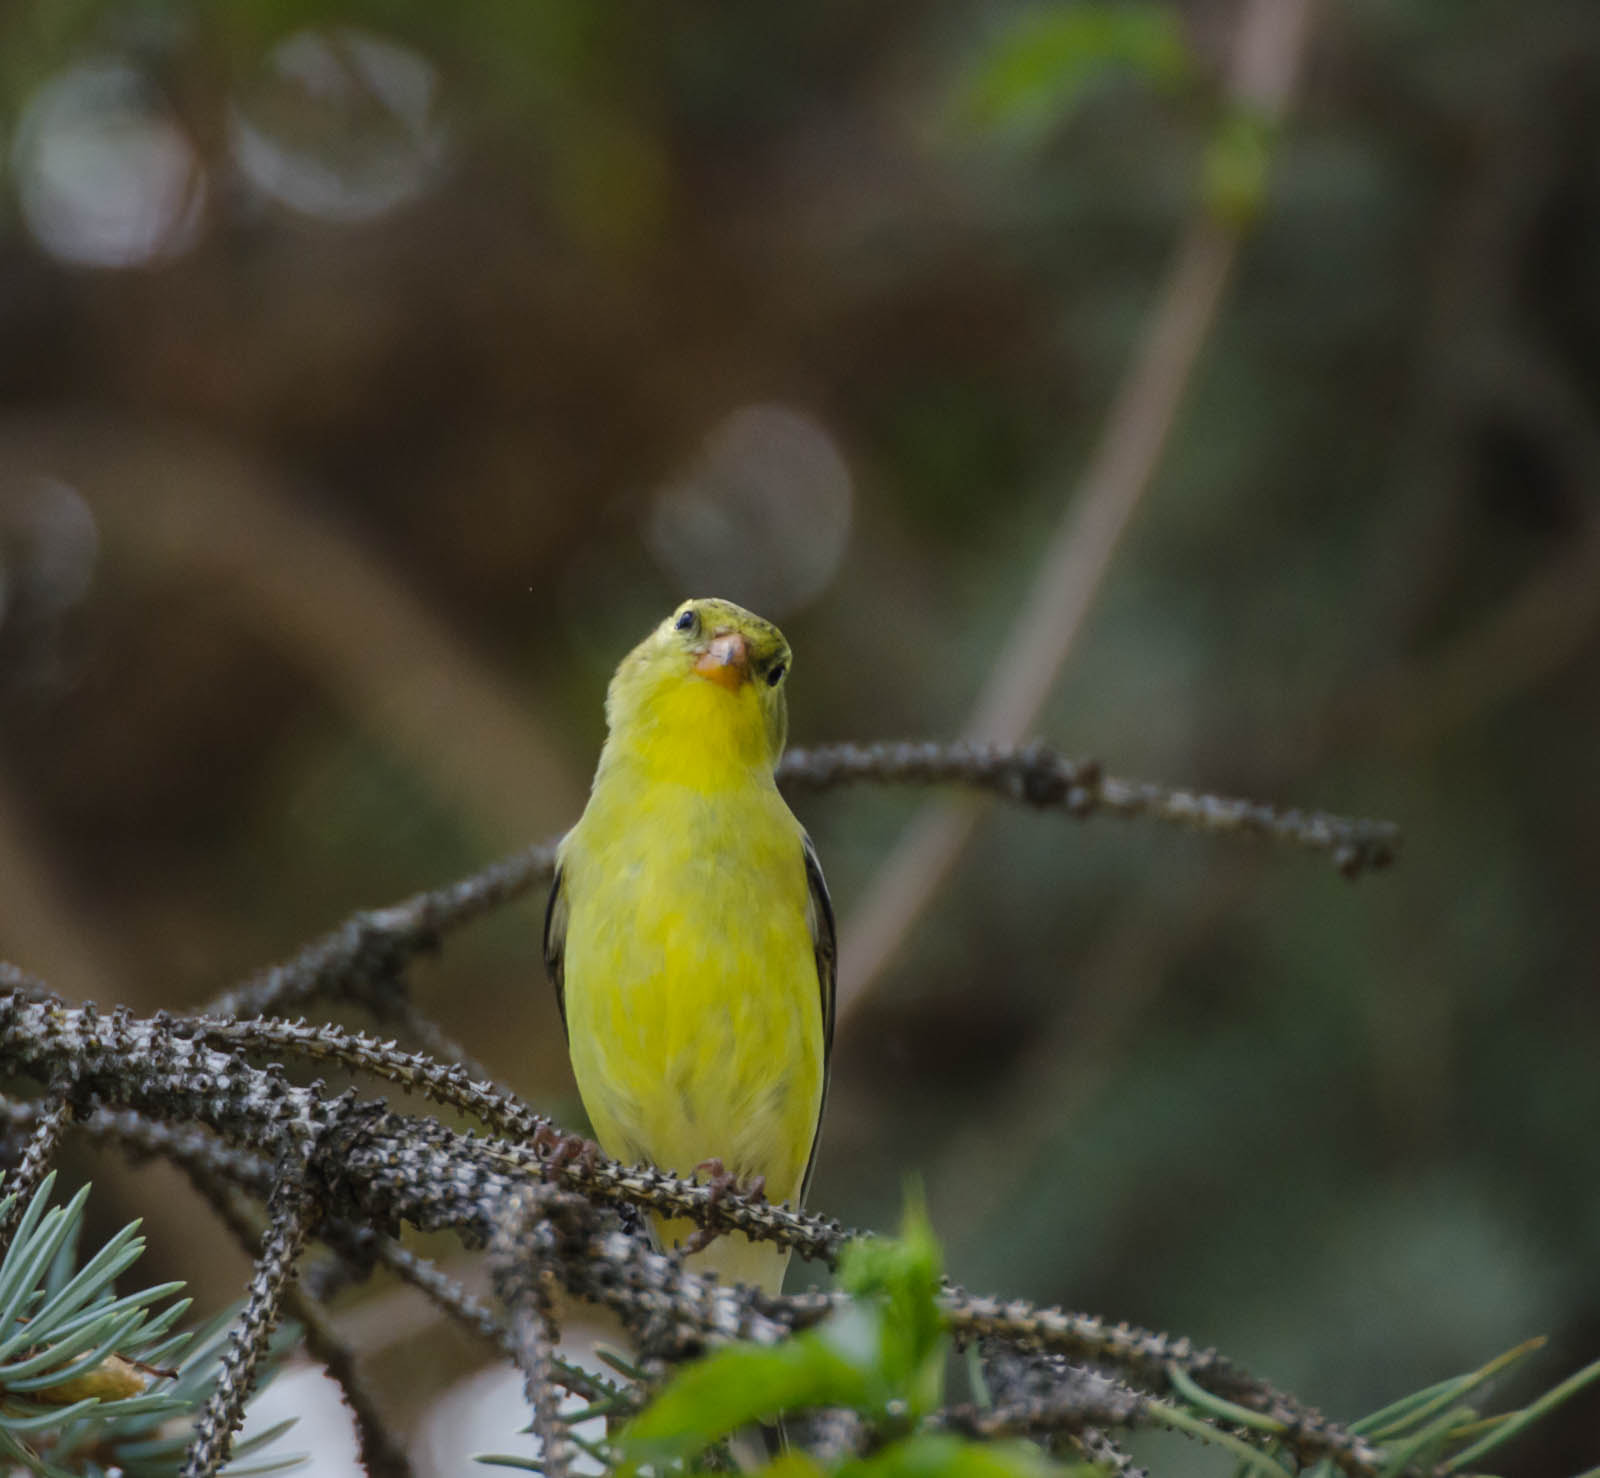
837, 0, 1319, 1022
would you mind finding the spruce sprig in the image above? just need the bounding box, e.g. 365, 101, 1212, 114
0, 1172, 299, 1478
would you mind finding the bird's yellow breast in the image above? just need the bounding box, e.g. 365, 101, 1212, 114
560, 713, 824, 1211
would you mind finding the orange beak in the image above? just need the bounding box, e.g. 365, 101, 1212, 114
693, 631, 751, 690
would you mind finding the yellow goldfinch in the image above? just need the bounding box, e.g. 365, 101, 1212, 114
544, 597, 835, 1296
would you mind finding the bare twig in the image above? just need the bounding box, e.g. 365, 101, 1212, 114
0, 1092, 69, 1251
940, 1290, 1378, 1476
834, 0, 1321, 1021
201, 839, 559, 1020
183, 1171, 317, 1478
491, 1188, 577, 1478
0, 990, 1390, 1478
193, 731, 1394, 1038
188, 1013, 550, 1142
782, 742, 1398, 877
368, 1237, 620, 1405
185, 1170, 414, 1478
0, 1094, 612, 1412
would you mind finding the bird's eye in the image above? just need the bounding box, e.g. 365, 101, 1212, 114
766, 661, 786, 687
674, 608, 697, 633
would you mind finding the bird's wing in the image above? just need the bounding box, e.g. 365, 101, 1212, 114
801, 832, 836, 1201
543, 862, 569, 1041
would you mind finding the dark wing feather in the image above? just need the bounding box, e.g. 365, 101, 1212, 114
800, 833, 836, 1202
543, 863, 569, 1042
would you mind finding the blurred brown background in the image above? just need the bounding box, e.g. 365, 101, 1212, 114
1, 0, 1597, 1471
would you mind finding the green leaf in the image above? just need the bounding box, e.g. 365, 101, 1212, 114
837, 1192, 946, 1416
1355, 1337, 1544, 1439
20, 1221, 150, 1338
961, 2, 1189, 137
1442, 1354, 1600, 1471
1165, 1363, 1286, 1434
838, 1432, 1094, 1478
1377, 1405, 1473, 1478
1141, 1401, 1295, 1478
618, 1193, 956, 1471
620, 1308, 881, 1469
0, 1419, 84, 1478
0, 1175, 60, 1284
2, 1309, 147, 1389
1201, 109, 1275, 228
0, 1188, 94, 1348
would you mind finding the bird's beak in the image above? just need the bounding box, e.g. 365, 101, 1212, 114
693, 631, 751, 690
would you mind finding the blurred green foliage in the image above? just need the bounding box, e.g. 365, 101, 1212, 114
959, 4, 1189, 139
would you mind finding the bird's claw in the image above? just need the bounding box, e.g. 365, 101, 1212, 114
535, 1127, 602, 1174
695, 1158, 767, 1207
681, 1159, 766, 1255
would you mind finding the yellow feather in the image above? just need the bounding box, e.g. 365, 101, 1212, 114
552, 598, 828, 1296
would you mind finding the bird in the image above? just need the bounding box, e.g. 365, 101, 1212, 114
543, 596, 834, 1297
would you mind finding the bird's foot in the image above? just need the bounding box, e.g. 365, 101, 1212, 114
534, 1126, 603, 1174
681, 1159, 766, 1255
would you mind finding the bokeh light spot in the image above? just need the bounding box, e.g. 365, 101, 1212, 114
229, 28, 446, 223
12, 60, 206, 268
647, 404, 854, 617
0, 478, 99, 634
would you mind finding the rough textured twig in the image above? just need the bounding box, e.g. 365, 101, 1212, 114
491, 1187, 578, 1478
945, 1353, 1149, 1475
183, 1169, 317, 1478
185, 1169, 413, 1478
0, 963, 65, 1006
375, 993, 502, 1092
0, 991, 1386, 1478
372, 1237, 618, 1405
942, 1290, 1379, 1475
201, 839, 561, 1020
1072, 1427, 1145, 1476
0, 1094, 610, 1409
190, 738, 1396, 1032
0, 1091, 70, 1250
188, 1013, 550, 1142
1, 1097, 279, 1196
781, 742, 1398, 877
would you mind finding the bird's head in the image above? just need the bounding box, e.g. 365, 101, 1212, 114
605, 597, 793, 772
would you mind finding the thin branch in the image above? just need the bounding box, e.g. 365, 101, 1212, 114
367, 1237, 620, 1405
191, 731, 1395, 1037
374, 995, 503, 1092
940, 1288, 1378, 1476
184, 1169, 414, 1478
491, 1187, 575, 1478
0, 1098, 278, 1198
187, 1014, 550, 1143
182, 1170, 317, 1478
0, 1092, 70, 1252
201, 839, 560, 1020
834, 0, 1321, 1022
781, 742, 1398, 877
0, 1093, 611, 1414
372, 1238, 510, 1355
0, 991, 1389, 1478
1072, 1427, 1146, 1477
